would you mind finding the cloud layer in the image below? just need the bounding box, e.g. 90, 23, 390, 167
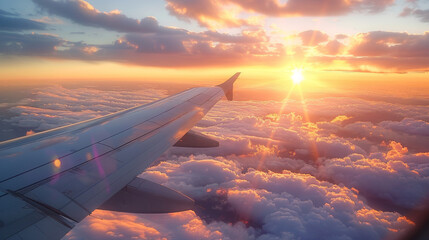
3, 85, 429, 239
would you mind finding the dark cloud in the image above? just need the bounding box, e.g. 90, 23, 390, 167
0, 11, 47, 31
0, 9, 18, 16
400, 7, 429, 22
412, 9, 429, 22
0, 32, 62, 55
121, 33, 188, 54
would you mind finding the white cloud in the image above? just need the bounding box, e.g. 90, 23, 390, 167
380, 118, 429, 136
5, 85, 167, 131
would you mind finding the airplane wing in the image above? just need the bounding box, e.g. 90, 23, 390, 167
0, 73, 240, 240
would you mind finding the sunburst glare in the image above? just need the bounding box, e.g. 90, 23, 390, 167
291, 68, 304, 85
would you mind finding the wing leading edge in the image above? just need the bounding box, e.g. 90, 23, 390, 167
0, 73, 240, 240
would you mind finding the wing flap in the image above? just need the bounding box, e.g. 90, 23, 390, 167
173, 130, 219, 148
98, 177, 194, 213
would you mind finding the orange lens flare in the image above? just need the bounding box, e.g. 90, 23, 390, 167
53, 159, 61, 168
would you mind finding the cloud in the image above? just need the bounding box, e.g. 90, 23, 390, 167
400, 7, 429, 22
318, 143, 429, 210
349, 31, 429, 58
0, 32, 62, 55
65, 209, 252, 240
380, 118, 429, 137
4, 84, 429, 239
58, 27, 281, 67
318, 40, 345, 55
296, 30, 429, 72
33, 0, 178, 34
0, 1, 423, 72
298, 30, 329, 46
341, 31, 429, 72
0, 10, 47, 31
4, 85, 167, 131
31, 0, 268, 43
413, 9, 429, 22
166, 0, 395, 28
3, 0, 281, 68
138, 157, 412, 240
165, 0, 254, 28
0, 9, 17, 16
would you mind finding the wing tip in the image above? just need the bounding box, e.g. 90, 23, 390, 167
217, 72, 240, 101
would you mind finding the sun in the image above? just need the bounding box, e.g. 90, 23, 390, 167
291, 68, 304, 85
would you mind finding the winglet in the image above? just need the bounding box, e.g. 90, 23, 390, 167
217, 72, 240, 101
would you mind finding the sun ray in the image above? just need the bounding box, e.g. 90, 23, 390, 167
257, 84, 296, 171
297, 85, 320, 165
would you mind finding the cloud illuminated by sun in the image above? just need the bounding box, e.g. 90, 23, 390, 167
291, 68, 304, 84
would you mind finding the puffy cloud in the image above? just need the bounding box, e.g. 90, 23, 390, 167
0, 10, 47, 31
318, 143, 429, 210
380, 118, 429, 137
65, 209, 252, 240
137, 157, 412, 240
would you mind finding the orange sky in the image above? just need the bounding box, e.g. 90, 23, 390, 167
0, 0, 428, 98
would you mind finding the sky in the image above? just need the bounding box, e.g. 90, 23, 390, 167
1, 0, 429, 240
0, 0, 428, 88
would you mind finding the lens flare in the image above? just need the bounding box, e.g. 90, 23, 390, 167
53, 159, 61, 168
291, 69, 304, 85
